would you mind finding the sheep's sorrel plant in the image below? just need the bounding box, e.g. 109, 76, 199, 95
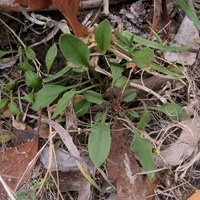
0, 19, 188, 181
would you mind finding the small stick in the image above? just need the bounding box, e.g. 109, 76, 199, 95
103, 0, 109, 15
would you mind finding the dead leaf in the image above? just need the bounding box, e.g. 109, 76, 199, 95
0, 136, 38, 198
188, 190, 200, 200
39, 117, 92, 200
40, 117, 90, 174
37, 123, 59, 139
52, 170, 90, 200
0, 56, 18, 70
73, 94, 85, 105
107, 120, 155, 200
104, 75, 173, 99
164, 16, 199, 65
154, 111, 200, 167
2, 107, 12, 118
12, 117, 26, 131
0, 0, 52, 11
52, 0, 88, 37
12, 128, 35, 146
40, 146, 78, 172
0, 0, 88, 37
40, 146, 94, 173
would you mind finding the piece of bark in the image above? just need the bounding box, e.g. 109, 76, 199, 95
149, 0, 170, 39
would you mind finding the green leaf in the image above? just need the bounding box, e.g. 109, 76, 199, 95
32, 85, 67, 110
72, 67, 87, 73
16, 182, 40, 200
83, 90, 105, 104
0, 98, 8, 109
95, 19, 112, 54
110, 64, 124, 86
168, 66, 184, 73
151, 102, 188, 121
74, 99, 91, 117
122, 89, 137, 102
121, 31, 191, 51
8, 101, 20, 115
0, 50, 12, 59
25, 47, 36, 60
18, 58, 34, 71
137, 111, 151, 131
45, 43, 57, 74
25, 70, 42, 89
59, 34, 90, 67
113, 28, 131, 47
88, 122, 111, 167
128, 109, 139, 118
176, 0, 200, 30
94, 111, 106, 123
52, 91, 78, 118
19, 92, 35, 103
44, 66, 71, 83
133, 48, 154, 67
114, 76, 130, 88
131, 132, 156, 180
151, 63, 184, 84
2, 81, 15, 94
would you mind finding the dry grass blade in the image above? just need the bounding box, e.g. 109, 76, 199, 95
0, 176, 16, 200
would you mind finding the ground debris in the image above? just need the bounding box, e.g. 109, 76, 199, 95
107, 119, 156, 200
154, 110, 200, 167
0, 135, 38, 199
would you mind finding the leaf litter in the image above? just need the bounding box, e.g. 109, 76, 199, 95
154, 109, 200, 167
0, 128, 38, 199
0, 0, 200, 199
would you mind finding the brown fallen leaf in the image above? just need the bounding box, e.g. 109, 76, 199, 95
12, 117, 26, 131
12, 127, 35, 146
52, 171, 90, 200
0, 136, 38, 198
52, 0, 88, 37
104, 75, 173, 99
107, 119, 156, 200
188, 190, 200, 200
0, 0, 52, 11
0, 0, 88, 37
